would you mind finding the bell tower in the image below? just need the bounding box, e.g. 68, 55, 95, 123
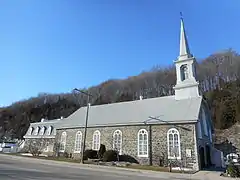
173, 16, 200, 100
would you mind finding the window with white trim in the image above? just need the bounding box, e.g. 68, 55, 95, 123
208, 126, 212, 143
74, 131, 82, 153
167, 128, 181, 159
202, 108, 208, 136
59, 132, 67, 152
92, 130, 100, 150
138, 129, 148, 157
197, 120, 202, 138
113, 130, 122, 155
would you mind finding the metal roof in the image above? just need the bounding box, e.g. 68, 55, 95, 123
57, 95, 202, 129
29, 118, 62, 128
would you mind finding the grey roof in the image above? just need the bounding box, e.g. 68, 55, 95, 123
58, 95, 202, 129
29, 118, 63, 128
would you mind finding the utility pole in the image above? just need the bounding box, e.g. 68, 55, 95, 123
73, 88, 92, 164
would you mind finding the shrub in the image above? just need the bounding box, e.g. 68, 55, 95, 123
103, 150, 118, 162
83, 149, 98, 160
63, 152, 69, 158
227, 162, 240, 177
29, 147, 41, 156
119, 154, 139, 164
98, 144, 106, 159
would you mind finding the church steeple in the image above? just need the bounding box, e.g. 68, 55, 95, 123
173, 15, 200, 100
179, 17, 193, 60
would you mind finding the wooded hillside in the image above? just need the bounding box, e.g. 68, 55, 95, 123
0, 49, 240, 140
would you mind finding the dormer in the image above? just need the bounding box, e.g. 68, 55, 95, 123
33, 126, 40, 135
28, 127, 34, 135
39, 126, 46, 136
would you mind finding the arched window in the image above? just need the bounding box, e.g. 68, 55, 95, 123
113, 130, 122, 155
197, 120, 202, 138
74, 131, 82, 153
28, 127, 34, 135
138, 129, 148, 157
92, 130, 100, 150
33, 126, 40, 135
201, 108, 208, 136
59, 132, 67, 152
180, 64, 189, 81
208, 126, 212, 143
46, 126, 53, 135
167, 128, 181, 159
39, 126, 46, 136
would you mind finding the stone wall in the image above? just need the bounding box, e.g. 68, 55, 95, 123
23, 138, 56, 156
214, 124, 240, 157
151, 124, 198, 169
56, 123, 198, 170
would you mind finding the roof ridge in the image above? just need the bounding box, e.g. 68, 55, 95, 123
88, 95, 176, 109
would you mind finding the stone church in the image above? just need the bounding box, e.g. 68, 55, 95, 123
24, 18, 221, 171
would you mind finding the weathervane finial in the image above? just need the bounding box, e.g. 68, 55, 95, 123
180, 12, 183, 19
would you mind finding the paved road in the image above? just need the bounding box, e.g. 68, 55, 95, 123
0, 154, 220, 180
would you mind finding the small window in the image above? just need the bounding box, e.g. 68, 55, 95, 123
92, 130, 100, 150
113, 130, 122, 155
59, 132, 67, 152
74, 131, 82, 153
167, 128, 181, 159
138, 129, 148, 157
39, 126, 46, 136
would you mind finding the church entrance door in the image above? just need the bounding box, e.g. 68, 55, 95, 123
205, 145, 211, 167
199, 147, 205, 169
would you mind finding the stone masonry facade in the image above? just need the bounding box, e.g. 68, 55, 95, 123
214, 124, 240, 157
23, 138, 56, 156
56, 122, 199, 170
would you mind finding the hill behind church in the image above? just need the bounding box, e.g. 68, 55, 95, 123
0, 49, 240, 142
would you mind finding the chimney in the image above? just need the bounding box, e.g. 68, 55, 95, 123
41, 118, 45, 122
139, 96, 143, 100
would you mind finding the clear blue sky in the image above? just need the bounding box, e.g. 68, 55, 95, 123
0, 0, 239, 107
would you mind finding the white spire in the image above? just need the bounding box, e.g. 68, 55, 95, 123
178, 16, 193, 61
173, 14, 200, 100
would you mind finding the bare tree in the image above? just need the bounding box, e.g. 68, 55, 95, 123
28, 137, 49, 157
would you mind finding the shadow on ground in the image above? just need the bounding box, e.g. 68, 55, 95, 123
0, 169, 89, 180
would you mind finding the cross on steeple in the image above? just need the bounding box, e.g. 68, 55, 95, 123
180, 12, 183, 19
